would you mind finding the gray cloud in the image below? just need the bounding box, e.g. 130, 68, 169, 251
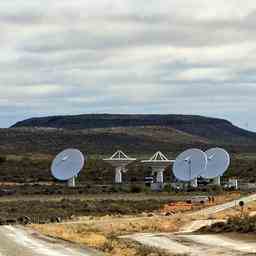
0, 0, 256, 130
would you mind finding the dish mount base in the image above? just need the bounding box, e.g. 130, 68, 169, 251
67, 177, 76, 187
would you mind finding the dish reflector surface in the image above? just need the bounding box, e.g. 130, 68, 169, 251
51, 149, 85, 181
173, 148, 207, 181
202, 148, 230, 179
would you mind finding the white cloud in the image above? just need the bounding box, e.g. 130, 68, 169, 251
175, 67, 235, 81
0, 0, 256, 129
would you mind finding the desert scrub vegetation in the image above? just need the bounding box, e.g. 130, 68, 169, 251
101, 238, 173, 256
0, 198, 171, 224
199, 215, 256, 233
32, 215, 183, 256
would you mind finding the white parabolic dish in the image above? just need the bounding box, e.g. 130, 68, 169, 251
201, 147, 230, 179
173, 148, 207, 181
51, 149, 85, 181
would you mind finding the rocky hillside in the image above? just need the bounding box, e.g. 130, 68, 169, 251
0, 126, 209, 156
12, 114, 256, 145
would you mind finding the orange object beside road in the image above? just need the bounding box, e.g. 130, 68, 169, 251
161, 202, 193, 213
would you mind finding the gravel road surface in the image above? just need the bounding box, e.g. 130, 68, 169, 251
121, 193, 256, 255
0, 226, 100, 256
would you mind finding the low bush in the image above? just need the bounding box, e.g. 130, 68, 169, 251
199, 215, 256, 233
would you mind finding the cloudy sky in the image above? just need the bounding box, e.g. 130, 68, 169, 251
1, 1, 256, 130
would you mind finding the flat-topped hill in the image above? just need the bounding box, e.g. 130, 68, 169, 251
11, 114, 256, 145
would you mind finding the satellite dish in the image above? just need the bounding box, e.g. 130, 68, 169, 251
201, 148, 230, 179
51, 149, 85, 183
173, 148, 207, 181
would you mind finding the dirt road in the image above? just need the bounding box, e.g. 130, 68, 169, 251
0, 226, 100, 256
192, 193, 256, 217
121, 193, 256, 255
121, 220, 256, 255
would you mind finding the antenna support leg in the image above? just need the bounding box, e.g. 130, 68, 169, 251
115, 167, 122, 183
190, 177, 198, 188
67, 177, 76, 187
213, 176, 221, 186
156, 171, 164, 183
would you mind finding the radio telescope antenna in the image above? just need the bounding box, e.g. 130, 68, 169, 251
142, 151, 174, 184
173, 148, 207, 187
51, 149, 85, 187
201, 148, 230, 185
103, 150, 136, 184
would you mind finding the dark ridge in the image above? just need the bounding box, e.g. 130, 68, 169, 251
11, 114, 256, 144
12, 114, 228, 129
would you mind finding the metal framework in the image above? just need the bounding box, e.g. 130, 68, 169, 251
103, 150, 136, 183
142, 151, 174, 183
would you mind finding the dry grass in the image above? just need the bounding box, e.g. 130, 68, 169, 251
212, 192, 241, 204
210, 200, 256, 219
32, 224, 107, 249
77, 214, 183, 234
32, 214, 184, 255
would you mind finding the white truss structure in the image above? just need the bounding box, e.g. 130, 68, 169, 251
142, 151, 174, 183
109, 150, 134, 160
149, 151, 171, 162
103, 150, 136, 184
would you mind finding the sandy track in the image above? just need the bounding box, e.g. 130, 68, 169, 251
178, 219, 225, 233
121, 227, 256, 255
0, 226, 100, 256
191, 193, 256, 217
121, 193, 256, 255
178, 233, 256, 255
